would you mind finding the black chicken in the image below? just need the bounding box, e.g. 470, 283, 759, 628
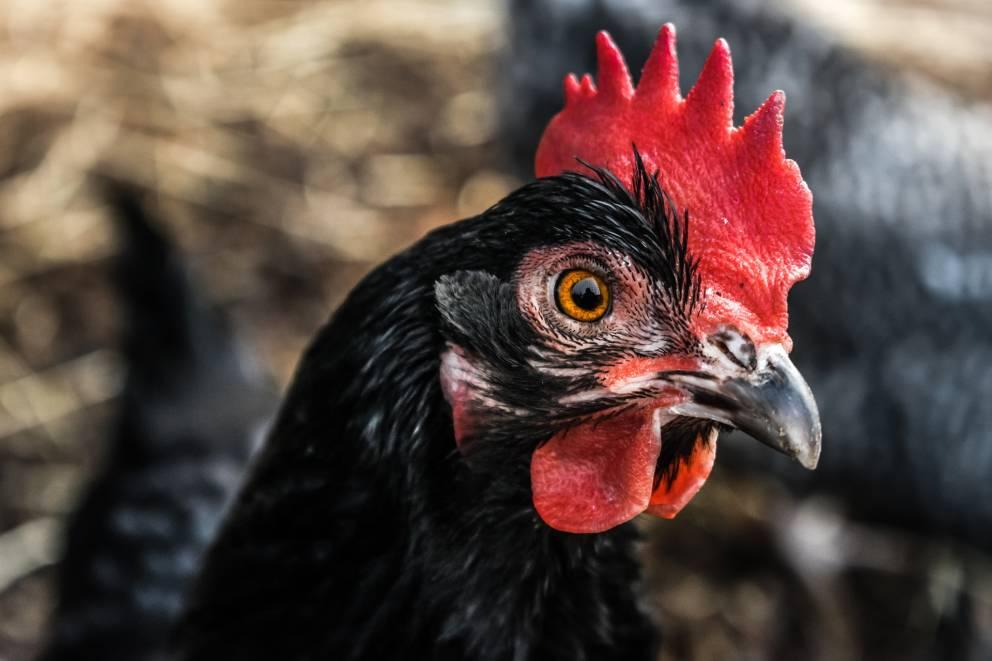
45, 26, 821, 661
178, 30, 819, 661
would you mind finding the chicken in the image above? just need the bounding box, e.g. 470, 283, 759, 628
39, 183, 278, 661
504, 0, 992, 549
176, 28, 819, 661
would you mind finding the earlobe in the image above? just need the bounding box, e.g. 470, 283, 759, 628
439, 345, 483, 448
435, 272, 506, 450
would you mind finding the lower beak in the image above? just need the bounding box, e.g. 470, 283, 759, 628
666, 345, 822, 469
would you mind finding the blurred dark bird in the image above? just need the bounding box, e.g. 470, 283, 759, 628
504, 0, 992, 549
38, 183, 278, 661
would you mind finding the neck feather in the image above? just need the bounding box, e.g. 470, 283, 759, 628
180, 238, 659, 661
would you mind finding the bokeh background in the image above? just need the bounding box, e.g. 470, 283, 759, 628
0, 1, 990, 659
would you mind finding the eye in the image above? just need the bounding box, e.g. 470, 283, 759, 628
555, 269, 611, 322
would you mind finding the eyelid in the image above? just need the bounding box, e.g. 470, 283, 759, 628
547, 253, 613, 285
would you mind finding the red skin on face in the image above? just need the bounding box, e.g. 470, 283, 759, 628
599, 355, 700, 390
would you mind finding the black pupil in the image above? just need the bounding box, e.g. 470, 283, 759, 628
571, 277, 603, 311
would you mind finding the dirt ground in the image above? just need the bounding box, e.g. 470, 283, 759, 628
0, 1, 990, 659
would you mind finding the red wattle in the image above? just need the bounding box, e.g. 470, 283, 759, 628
531, 409, 719, 532
531, 409, 660, 534
647, 435, 716, 519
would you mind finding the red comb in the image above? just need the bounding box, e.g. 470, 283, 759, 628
535, 25, 814, 345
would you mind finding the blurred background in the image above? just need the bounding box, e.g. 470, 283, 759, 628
0, 0, 990, 659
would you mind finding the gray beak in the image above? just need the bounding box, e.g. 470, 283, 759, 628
666, 345, 822, 470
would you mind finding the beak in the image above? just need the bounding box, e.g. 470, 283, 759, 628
666, 345, 822, 469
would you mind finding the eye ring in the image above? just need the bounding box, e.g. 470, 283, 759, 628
555, 269, 611, 322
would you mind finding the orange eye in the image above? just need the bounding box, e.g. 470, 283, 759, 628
555, 269, 611, 322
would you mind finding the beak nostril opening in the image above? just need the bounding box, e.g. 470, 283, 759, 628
707, 326, 757, 371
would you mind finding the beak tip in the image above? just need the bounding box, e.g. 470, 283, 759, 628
797, 448, 820, 470
793, 423, 822, 470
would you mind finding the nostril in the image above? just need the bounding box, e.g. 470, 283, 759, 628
707, 326, 757, 371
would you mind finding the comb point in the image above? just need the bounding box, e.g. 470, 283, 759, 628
595, 31, 634, 99
685, 38, 734, 131
564, 73, 582, 106
637, 23, 680, 104
742, 90, 786, 157
579, 73, 597, 97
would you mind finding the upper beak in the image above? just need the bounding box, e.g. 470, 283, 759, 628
666, 345, 822, 469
